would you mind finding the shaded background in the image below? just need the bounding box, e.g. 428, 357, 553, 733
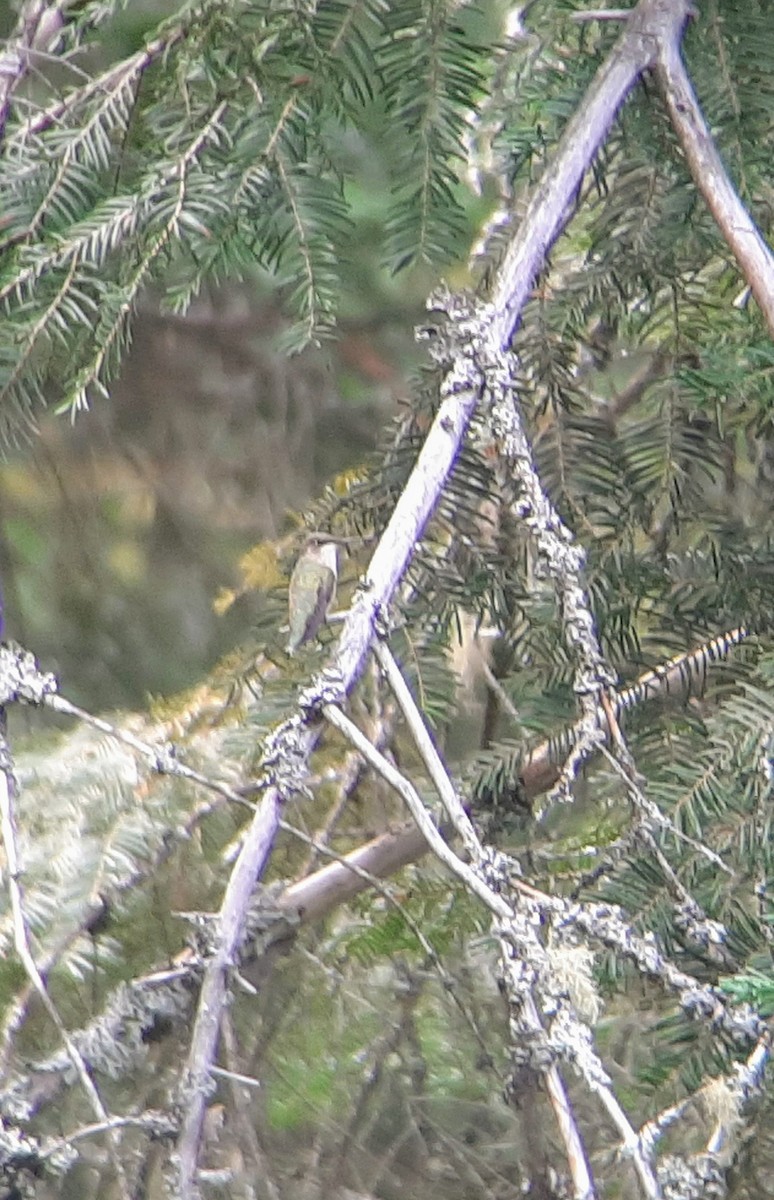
0, 291, 415, 707
0, 1, 493, 710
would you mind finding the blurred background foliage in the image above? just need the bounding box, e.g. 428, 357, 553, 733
0, 0, 496, 708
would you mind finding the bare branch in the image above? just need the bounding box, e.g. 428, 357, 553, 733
175, 0, 686, 1178
278, 627, 749, 927
280, 816, 500, 1071
373, 640, 477, 851
0, 0, 65, 142
322, 702, 520, 918
655, 36, 774, 337
571, 8, 632, 19
0, 729, 132, 1200
489, 0, 693, 343
324, 699, 598, 1195
365, 649, 659, 1194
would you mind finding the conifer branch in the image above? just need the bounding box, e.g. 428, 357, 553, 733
0, 0, 65, 142
655, 35, 774, 338
69, 98, 229, 411
0, 961, 198, 1144
8, 29, 179, 148
0, 727, 132, 1200
281, 625, 750, 924
176, 0, 694, 1181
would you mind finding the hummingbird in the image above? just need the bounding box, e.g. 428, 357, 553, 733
285, 538, 338, 655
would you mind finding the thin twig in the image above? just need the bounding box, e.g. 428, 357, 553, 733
0, 738, 132, 1200
571, 8, 632, 19
639, 1037, 770, 1160
281, 816, 501, 1075
373, 640, 478, 852
46, 692, 254, 810
0, 644, 253, 1066
478, 651, 523, 726
321, 701, 597, 1198
220, 1013, 283, 1200
607, 745, 725, 870
170, 2, 695, 1187
295, 686, 393, 878
9, 29, 183, 147
0, 0, 64, 142
323, 703, 515, 917
210, 1065, 262, 1091
39, 1111, 177, 1159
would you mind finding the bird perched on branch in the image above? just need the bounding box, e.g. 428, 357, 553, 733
285, 538, 338, 655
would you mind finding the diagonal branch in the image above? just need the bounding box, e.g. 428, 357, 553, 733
322, 697, 597, 1197
3, 659, 761, 1148
0, 728, 132, 1200
367, 646, 662, 1197
654, 36, 774, 338
169, 1, 698, 1189
0, 622, 747, 1079
0, 0, 64, 143
281, 625, 750, 927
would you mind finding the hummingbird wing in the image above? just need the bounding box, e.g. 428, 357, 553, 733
286, 559, 336, 654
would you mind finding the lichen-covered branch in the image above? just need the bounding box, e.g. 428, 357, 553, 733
175, 2, 692, 1188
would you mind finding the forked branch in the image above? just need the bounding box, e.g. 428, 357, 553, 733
176, 3, 703, 1191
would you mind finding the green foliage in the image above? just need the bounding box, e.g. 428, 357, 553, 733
0, 0, 492, 428
379, 2, 488, 268
720, 969, 774, 1017
4, 2, 774, 1190
338, 874, 489, 966
300, 0, 774, 1114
